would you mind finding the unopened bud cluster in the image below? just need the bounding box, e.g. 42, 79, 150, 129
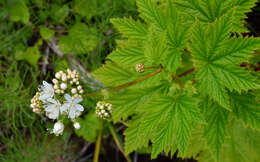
95, 101, 113, 119
53, 69, 84, 99
136, 63, 145, 73
30, 92, 43, 114
31, 69, 85, 136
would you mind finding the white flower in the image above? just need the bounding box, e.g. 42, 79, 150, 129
52, 121, 64, 136
79, 90, 84, 94
55, 72, 61, 79
38, 81, 54, 102
71, 88, 77, 94
52, 79, 58, 84
60, 83, 67, 90
67, 69, 72, 74
61, 94, 84, 119
73, 122, 80, 129
54, 85, 59, 89
62, 74, 67, 81
77, 85, 82, 90
44, 98, 61, 120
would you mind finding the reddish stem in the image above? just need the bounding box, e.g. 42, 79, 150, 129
178, 68, 195, 78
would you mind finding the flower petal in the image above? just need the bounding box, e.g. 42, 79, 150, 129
69, 109, 76, 119
64, 94, 72, 102
47, 98, 57, 104
75, 104, 84, 111
45, 104, 55, 112
74, 97, 82, 104
60, 103, 69, 113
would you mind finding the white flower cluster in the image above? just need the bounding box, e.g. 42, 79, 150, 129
31, 69, 85, 136
95, 101, 113, 119
30, 92, 43, 114
53, 69, 84, 99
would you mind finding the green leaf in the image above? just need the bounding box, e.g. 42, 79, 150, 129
92, 61, 135, 87
203, 99, 229, 160
75, 113, 101, 142
111, 17, 148, 41
179, 120, 260, 162
24, 46, 41, 68
144, 27, 168, 64
208, 64, 260, 93
173, 0, 258, 33
196, 64, 231, 109
191, 12, 260, 108
107, 46, 146, 67
92, 61, 163, 88
212, 37, 260, 65
73, 0, 96, 19
191, 11, 234, 63
124, 115, 149, 154
108, 85, 165, 122
51, 4, 69, 23
59, 23, 98, 54
163, 4, 191, 73
8, 0, 30, 24
230, 92, 260, 130
125, 94, 201, 157
136, 0, 166, 29
39, 26, 55, 40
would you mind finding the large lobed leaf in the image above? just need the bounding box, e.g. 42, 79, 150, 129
125, 93, 202, 157
191, 11, 260, 109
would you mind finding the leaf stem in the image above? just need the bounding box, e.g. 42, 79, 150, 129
178, 68, 195, 78
93, 121, 103, 162
83, 66, 163, 98
173, 75, 184, 89
108, 123, 132, 162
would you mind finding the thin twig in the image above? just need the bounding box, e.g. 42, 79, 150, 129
48, 38, 64, 56
42, 46, 49, 76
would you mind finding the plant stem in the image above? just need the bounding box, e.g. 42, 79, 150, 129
93, 121, 103, 162
173, 75, 184, 89
109, 67, 162, 91
108, 123, 132, 162
178, 68, 195, 78
83, 67, 163, 98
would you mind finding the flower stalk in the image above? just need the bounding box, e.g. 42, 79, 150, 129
93, 121, 103, 162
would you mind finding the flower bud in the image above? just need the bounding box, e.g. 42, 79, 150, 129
55, 72, 61, 79
52, 122, 64, 136
52, 79, 58, 84
54, 85, 59, 89
95, 101, 113, 119
61, 74, 67, 81
73, 122, 80, 129
71, 88, 77, 94
60, 83, 67, 90
77, 85, 82, 90
136, 63, 145, 73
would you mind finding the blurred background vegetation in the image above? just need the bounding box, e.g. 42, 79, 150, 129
0, 0, 259, 161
